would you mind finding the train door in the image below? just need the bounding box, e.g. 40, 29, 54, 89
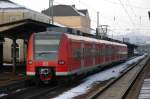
95, 44, 99, 65
103, 44, 106, 64
92, 43, 96, 66
81, 41, 84, 70
101, 44, 104, 64
109, 45, 111, 63
0, 43, 3, 69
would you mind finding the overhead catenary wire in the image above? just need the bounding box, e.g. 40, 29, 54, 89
118, 0, 135, 26
75, 0, 140, 31
126, 0, 137, 17
54, 0, 150, 34
76, 0, 150, 35
104, 0, 150, 10
55, 0, 144, 24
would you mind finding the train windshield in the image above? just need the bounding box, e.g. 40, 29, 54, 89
34, 32, 61, 60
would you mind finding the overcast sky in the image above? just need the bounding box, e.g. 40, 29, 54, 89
12, 0, 150, 36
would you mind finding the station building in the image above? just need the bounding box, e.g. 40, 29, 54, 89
42, 5, 91, 33
136, 44, 150, 54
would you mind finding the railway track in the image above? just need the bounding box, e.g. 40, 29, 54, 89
0, 81, 65, 99
0, 62, 127, 98
87, 55, 149, 99
0, 56, 146, 99
0, 79, 27, 98
124, 55, 150, 99
0, 74, 82, 99
1, 79, 84, 99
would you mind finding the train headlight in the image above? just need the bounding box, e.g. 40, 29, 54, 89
58, 60, 65, 65
28, 60, 33, 65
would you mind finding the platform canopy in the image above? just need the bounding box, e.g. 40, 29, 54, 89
0, 19, 58, 39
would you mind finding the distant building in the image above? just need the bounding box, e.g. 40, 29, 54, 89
123, 38, 130, 43
42, 5, 91, 33
136, 44, 150, 54
0, 0, 51, 63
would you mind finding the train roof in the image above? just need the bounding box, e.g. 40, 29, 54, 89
66, 33, 127, 47
46, 27, 126, 47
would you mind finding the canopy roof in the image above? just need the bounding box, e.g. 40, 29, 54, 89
0, 19, 58, 39
0, 0, 25, 9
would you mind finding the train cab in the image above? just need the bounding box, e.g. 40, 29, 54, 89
27, 31, 68, 82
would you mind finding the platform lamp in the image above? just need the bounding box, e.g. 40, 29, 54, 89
49, 0, 54, 24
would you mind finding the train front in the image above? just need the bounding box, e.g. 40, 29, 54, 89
26, 31, 65, 83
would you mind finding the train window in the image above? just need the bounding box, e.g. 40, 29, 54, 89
101, 48, 103, 56
106, 46, 108, 56
73, 49, 81, 59
35, 44, 58, 52
104, 46, 106, 56
109, 46, 111, 55
87, 48, 92, 57
95, 49, 98, 57
34, 32, 61, 60
92, 49, 96, 57
98, 49, 100, 56
83, 48, 89, 57
83, 48, 87, 57
100, 48, 102, 56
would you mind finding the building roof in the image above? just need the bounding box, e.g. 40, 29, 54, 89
42, 5, 86, 16
0, 0, 25, 9
78, 9, 88, 16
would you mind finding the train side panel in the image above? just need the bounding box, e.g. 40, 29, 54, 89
26, 34, 35, 76
56, 34, 69, 74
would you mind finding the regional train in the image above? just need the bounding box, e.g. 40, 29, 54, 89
26, 27, 128, 84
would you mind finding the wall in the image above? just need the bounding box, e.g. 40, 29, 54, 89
54, 16, 90, 33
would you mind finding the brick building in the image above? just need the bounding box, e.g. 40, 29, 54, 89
42, 5, 91, 33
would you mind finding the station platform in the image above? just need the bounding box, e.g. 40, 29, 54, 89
0, 64, 26, 87
124, 56, 150, 99
0, 72, 25, 87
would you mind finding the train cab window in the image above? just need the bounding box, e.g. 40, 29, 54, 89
34, 32, 61, 60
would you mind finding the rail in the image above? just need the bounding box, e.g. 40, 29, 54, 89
89, 55, 149, 99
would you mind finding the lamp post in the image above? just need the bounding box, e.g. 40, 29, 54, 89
49, 0, 54, 24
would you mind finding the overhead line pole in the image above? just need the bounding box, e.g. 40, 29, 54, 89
118, 0, 135, 26
97, 12, 99, 28
49, 0, 54, 24
96, 12, 100, 38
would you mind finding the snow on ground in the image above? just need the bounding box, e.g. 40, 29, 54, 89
0, 93, 7, 98
3, 63, 13, 66
15, 88, 26, 92
53, 54, 146, 99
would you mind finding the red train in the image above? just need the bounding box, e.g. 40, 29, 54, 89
26, 28, 127, 83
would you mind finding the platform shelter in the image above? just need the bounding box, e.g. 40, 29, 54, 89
0, 19, 57, 73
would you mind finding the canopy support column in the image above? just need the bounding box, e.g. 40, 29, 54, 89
12, 37, 16, 74
0, 34, 4, 72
